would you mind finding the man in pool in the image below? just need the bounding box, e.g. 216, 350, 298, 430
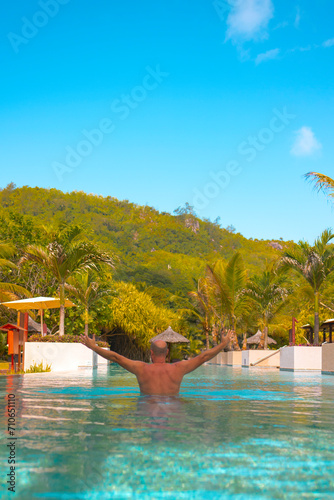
80, 330, 232, 396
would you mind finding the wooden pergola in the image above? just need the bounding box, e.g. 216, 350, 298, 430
246, 329, 277, 347
301, 324, 313, 344
320, 318, 334, 343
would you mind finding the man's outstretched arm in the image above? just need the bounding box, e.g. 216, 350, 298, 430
177, 330, 232, 375
80, 335, 144, 375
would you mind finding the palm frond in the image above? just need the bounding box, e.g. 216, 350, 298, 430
0, 242, 17, 270
314, 228, 334, 254
224, 252, 247, 298
0, 282, 32, 301
305, 172, 334, 198
0, 242, 16, 259
0, 259, 17, 270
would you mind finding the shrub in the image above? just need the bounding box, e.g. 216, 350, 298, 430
27, 334, 109, 347
0, 332, 8, 359
25, 361, 51, 373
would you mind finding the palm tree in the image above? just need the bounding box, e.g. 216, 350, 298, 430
0, 242, 31, 302
205, 253, 249, 350
65, 271, 110, 336
188, 277, 216, 349
20, 233, 115, 335
0, 242, 17, 270
242, 263, 288, 349
305, 172, 334, 199
280, 229, 334, 344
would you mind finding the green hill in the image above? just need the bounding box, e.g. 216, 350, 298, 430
0, 183, 288, 301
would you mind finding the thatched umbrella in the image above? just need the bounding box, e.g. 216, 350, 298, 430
28, 316, 51, 334
150, 326, 189, 362
246, 329, 277, 347
150, 326, 190, 344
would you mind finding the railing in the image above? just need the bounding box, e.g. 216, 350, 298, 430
250, 345, 287, 367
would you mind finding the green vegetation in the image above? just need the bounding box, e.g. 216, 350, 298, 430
0, 182, 333, 356
0, 241, 31, 302
243, 263, 288, 349
106, 280, 183, 349
27, 334, 109, 347
280, 230, 334, 344
0, 332, 8, 359
25, 361, 51, 373
305, 172, 334, 199
20, 224, 115, 336
65, 270, 111, 336
205, 253, 250, 349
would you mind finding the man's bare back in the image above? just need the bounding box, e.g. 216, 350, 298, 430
80, 333, 232, 396
133, 362, 186, 395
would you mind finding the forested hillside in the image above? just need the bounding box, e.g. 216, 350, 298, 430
0, 183, 285, 299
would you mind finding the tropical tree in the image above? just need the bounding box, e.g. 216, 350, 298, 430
171, 336, 203, 360
242, 263, 288, 349
204, 253, 249, 350
280, 229, 334, 344
0, 242, 31, 302
20, 226, 115, 335
65, 270, 110, 336
106, 281, 183, 354
188, 277, 216, 349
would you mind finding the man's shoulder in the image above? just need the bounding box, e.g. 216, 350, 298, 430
137, 361, 154, 371
169, 360, 189, 369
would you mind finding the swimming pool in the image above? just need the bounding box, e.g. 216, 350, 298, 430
1, 365, 334, 499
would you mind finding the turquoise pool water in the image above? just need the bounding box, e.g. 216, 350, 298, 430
1, 365, 334, 499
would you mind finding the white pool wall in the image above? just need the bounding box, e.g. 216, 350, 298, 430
322, 343, 334, 374
280, 346, 322, 371
242, 350, 280, 368
24, 343, 109, 372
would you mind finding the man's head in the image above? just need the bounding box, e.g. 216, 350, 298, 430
150, 340, 168, 363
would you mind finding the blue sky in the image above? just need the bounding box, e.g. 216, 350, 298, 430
1, 0, 334, 242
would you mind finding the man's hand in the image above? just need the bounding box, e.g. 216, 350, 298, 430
221, 329, 233, 347
178, 329, 234, 376
80, 334, 97, 351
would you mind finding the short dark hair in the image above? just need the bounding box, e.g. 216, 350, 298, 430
150, 341, 168, 357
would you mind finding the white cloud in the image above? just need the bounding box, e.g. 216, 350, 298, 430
286, 45, 312, 54
294, 7, 301, 28
323, 38, 334, 48
273, 20, 288, 30
291, 127, 322, 157
298, 45, 311, 51
226, 0, 274, 43
255, 47, 280, 64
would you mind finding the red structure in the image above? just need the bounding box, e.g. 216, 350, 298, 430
1, 313, 28, 372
